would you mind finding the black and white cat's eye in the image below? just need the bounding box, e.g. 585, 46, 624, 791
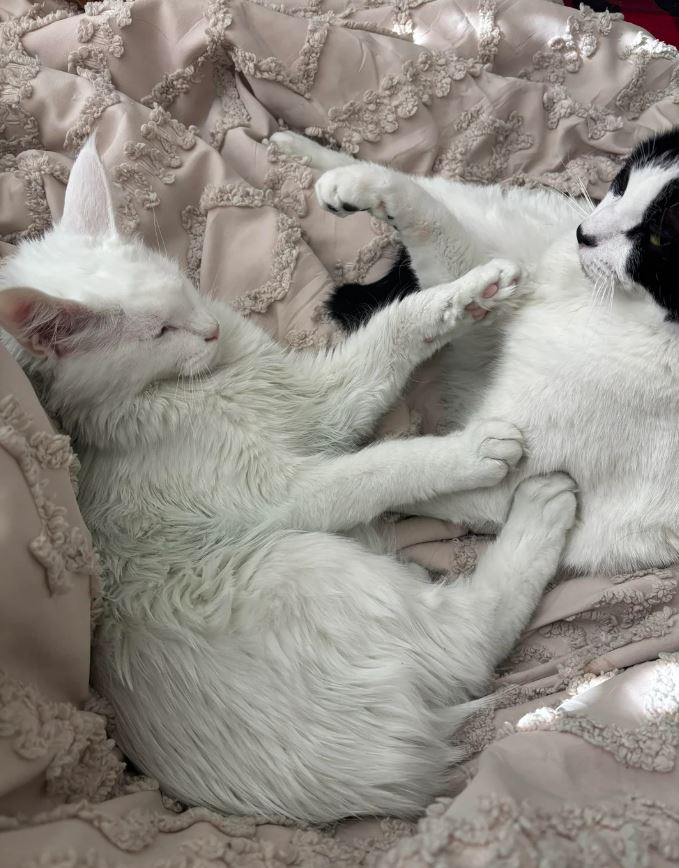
155, 325, 176, 338
657, 202, 679, 245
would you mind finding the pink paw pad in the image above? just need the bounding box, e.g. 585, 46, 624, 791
465, 284, 498, 320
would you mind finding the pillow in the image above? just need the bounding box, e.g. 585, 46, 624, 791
0, 342, 117, 816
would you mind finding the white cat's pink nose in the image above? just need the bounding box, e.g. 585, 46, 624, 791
204, 323, 220, 342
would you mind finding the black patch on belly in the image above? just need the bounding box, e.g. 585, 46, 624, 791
326, 248, 421, 331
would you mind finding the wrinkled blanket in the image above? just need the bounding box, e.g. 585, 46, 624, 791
2, 0, 679, 865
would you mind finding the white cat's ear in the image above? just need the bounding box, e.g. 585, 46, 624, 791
60, 136, 117, 238
0, 286, 111, 357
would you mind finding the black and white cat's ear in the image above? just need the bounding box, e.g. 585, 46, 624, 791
0, 286, 109, 357
60, 136, 118, 238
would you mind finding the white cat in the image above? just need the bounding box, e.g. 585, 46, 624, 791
272, 129, 679, 575
0, 138, 576, 822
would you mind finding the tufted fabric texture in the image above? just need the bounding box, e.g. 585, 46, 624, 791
2, 0, 679, 864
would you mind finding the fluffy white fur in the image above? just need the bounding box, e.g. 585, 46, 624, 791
0, 138, 577, 823
272, 130, 679, 575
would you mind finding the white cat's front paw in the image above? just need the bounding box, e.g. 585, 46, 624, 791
315, 165, 392, 221
454, 420, 524, 487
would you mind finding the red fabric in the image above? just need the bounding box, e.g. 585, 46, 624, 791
564, 1, 679, 47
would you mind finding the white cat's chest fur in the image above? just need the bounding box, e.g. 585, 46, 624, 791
77, 351, 311, 544
445, 235, 679, 571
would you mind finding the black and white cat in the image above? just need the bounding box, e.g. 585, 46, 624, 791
0, 138, 576, 822
273, 128, 679, 574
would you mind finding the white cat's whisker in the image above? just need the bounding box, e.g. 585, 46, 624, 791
152, 209, 168, 259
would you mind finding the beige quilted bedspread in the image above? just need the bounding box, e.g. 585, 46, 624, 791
2, 0, 679, 864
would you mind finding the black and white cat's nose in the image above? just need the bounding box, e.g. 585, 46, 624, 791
576, 225, 598, 247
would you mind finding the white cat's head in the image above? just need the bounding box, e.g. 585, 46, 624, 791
0, 138, 220, 411
577, 129, 679, 320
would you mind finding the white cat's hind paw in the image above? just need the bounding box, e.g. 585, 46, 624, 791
510, 473, 578, 537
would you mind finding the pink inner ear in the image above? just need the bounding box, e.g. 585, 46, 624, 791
29, 301, 97, 357
0, 287, 109, 357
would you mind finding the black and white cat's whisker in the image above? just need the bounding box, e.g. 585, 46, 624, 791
561, 191, 589, 219
604, 274, 616, 309
589, 266, 608, 309
589, 276, 601, 307
574, 175, 596, 215
586, 261, 616, 312
590, 279, 605, 310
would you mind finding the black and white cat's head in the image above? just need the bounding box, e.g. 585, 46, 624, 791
578, 129, 679, 319
0, 137, 221, 418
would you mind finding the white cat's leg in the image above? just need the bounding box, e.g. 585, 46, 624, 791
269, 131, 355, 170
417, 474, 577, 702
281, 421, 523, 534
305, 258, 522, 448
315, 163, 479, 285
402, 472, 519, 532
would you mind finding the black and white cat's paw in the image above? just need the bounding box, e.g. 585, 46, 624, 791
315, 165, 395, 222
268, 131, 353, 172
455, 259, 524, 323
418, 259, 522, 343
453, 419, 524, 488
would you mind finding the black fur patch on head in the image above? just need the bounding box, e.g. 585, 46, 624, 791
326, 248, 421, 330
611, 130, 679, 199
610, 162, 631, 197
625, 176, 679, 321
329, 129, 679, 329
583, 128, 679, 320
626, 129, 679, 175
